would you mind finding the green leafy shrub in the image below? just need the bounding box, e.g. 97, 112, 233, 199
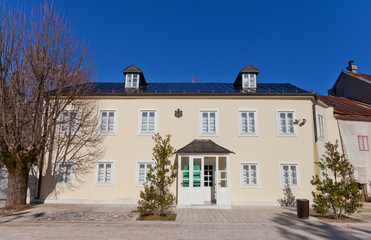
311, 140, 362, 219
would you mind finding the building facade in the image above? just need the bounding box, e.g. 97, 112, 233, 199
320, 95, 371, 201
37, 64, 339, 206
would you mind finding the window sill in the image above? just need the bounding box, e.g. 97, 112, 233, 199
277, 134, 297, 137
138, 132, 156, 136
200, 133, 219, 137
240, 185, 260, 189
239, 133, 258, 137
99, 132, 117, 136
318, 136, 325, 141
280, 185, 300, 189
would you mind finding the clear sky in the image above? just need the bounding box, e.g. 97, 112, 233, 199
9, 0, 371, 94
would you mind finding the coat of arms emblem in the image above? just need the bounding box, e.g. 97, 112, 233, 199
175, 108, 183, 118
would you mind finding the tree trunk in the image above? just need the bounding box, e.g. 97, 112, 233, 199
5, 165, 29, 207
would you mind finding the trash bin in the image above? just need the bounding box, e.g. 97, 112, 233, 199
296, 199, 309, 219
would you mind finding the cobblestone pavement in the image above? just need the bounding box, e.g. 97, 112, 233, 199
1, 204, 371, 239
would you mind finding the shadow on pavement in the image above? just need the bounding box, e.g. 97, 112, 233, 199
272, 211, 367, 240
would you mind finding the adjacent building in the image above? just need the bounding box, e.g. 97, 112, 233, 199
329, 61, 371, 104
320, 95, 371, 201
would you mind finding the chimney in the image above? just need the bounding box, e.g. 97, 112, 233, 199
346, 61, 357, 73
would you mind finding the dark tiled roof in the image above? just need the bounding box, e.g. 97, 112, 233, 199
347, 71, 371, 83
240, 64, 260, 73
122, 64, 142, 73
319, 95, 371, 116
85, 82, 309, 95
176, 139, 234, 154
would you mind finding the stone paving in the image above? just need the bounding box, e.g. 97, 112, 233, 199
0, 203, 371, 239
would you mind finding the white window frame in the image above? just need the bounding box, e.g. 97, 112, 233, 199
98, 109, 118, 135
279, 162, 300, 188
138, 109, 158, 135
94, 160, 115, 186
55, 160, 75, 186
317, 114, 325, 140
242, 73, 257, 88
136, 161, 154, 186
199, 109, 219, 136
238, 109, 258, 136
240, 161, 260, 188
125, 73, 139, 88
276, 110, 297, 136
59, 109, 79, 135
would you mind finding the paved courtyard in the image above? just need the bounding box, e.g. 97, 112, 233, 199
0, 203, 371, 240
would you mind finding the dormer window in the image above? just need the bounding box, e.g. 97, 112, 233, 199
243, 74, 256, 88
126, 74, 139, 88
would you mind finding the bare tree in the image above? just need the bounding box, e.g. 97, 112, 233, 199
0, 3, 102, 207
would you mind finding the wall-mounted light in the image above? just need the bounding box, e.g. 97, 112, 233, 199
294, 119, 306, 127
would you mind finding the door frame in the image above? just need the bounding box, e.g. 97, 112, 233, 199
177, 154, 230, 206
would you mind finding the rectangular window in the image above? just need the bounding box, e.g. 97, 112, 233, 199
280, 163, 299, 188
96, 161, 114, 185
317, 114, 325, 139
358, 136, 369, 151
56, 162, 74, 185
239, 110, 257, 136
241, 163, 259, 187
126, 74, 139, 88
99, 110, 117, 134
242, 74, 256, 88
277, 110, 296, 136
200, 110, 218, 135
60, 110, 78, 134
139, 110, 157, 134
137, 162, 153, 186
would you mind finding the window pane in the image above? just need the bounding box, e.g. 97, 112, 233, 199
241, 112, 247, 133
209, 112, 216, 132
280, 113, 287, 133
108, 112, 114, 132
149, 112, 155, 131
132, 74, 138, 87
202, 113, 208, 132
248, 112, 255, 133
142, 112, 148, 131
243, 74, 248, 86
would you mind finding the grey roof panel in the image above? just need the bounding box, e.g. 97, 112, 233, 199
84, 82, 309, 95
176, 139, 234, 154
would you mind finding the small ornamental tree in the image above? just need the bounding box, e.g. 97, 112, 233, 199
311, 140, 362, 219
278, 184, 296, 207
137, 134, 178, 216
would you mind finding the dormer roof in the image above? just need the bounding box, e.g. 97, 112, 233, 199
123, 64, 143, 74
122, 64, 147, 87
240, 64, 260, 74
233, 64, 260, 89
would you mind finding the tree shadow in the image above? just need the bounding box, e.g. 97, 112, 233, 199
36, 100, 105, 201
272, 211, 369, 240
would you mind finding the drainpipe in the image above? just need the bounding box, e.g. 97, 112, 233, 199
312, 94, 320, 177
312, 95, 318, 143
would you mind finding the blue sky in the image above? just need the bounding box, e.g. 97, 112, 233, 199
11, 0, 371, 94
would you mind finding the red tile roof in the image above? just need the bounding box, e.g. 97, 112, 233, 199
319, 95, 371, 116
347, 71, 371, 82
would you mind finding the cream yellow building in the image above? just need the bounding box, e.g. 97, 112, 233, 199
38, 64, 340, 207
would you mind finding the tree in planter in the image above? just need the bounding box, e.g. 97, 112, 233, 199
277, 184, 296, 207
137, 134, 178, 216
311, 140, 362, 219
